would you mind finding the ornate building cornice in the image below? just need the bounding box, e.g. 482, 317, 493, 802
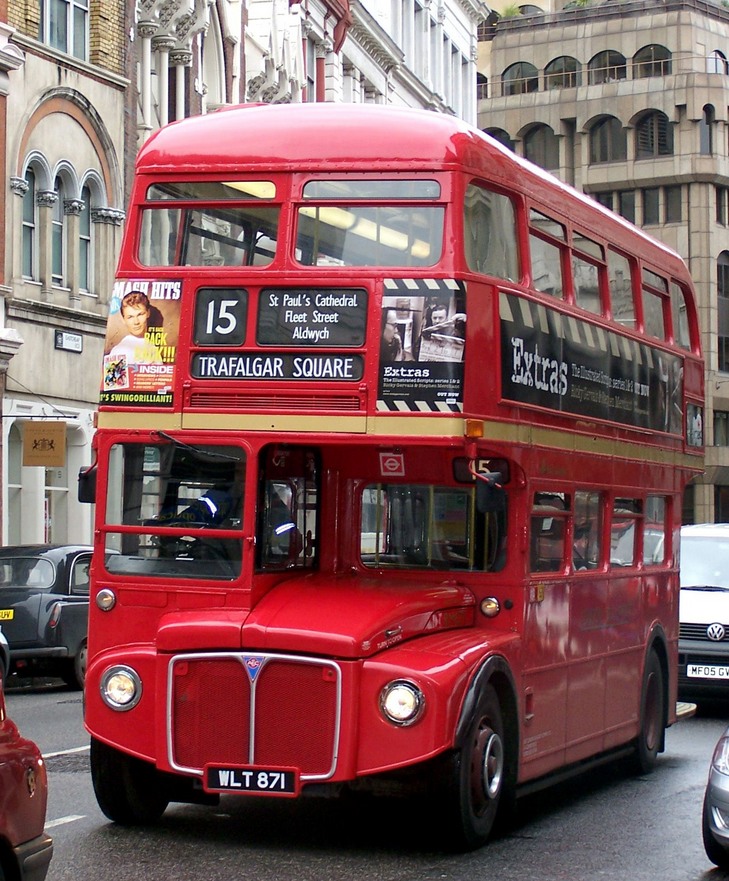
348, 0, 403, 74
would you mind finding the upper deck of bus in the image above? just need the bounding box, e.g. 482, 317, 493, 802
132, 101, 685, 275
103, 103, 703, 460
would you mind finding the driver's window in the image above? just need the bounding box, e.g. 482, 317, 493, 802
104, 442, 245, 581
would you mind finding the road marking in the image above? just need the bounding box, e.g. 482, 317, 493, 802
43, 745, 90, 758
46, 815, 86, 829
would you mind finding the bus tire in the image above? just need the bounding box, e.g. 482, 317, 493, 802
632, 649, 665, 775
442, 683, 508, 851
90, 737, 169, 825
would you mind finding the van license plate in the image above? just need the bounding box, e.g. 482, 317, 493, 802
687, 664, 729, 679
203, 765, 299, 797
0, 610, 13, 620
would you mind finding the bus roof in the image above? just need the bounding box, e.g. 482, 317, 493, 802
136, 102, 684, 269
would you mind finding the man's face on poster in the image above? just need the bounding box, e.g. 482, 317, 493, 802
121, 304, 151, 338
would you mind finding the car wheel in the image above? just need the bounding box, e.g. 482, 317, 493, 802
440, 683, 512, 851
703, 791, 729, 869
90, 737, 169, 825
632, 649, 665, 774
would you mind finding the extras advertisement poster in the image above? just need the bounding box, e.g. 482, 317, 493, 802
377, 280, 466, 412
500, 291, 683, 434
100, 279, 182, 407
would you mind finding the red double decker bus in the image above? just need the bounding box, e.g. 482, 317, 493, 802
82, 103, 704, 850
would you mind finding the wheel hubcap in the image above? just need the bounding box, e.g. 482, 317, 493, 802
471, 722, 504, 811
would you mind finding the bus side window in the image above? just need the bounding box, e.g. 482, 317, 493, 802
644, 495, 667, 565
530, 492, 569, 572
608, 249, 635, 329
610, 498, 642, 567
463, 183, 519, 281
573, 490, 603, 571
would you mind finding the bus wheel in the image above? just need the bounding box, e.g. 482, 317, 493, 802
443, 683, 508, 851
90, 737, 169, 825
633, 649, 665, 775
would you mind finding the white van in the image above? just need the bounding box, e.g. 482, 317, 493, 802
679, 523, 729, 701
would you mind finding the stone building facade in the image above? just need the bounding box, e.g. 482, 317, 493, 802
477, 0, 729, 522
2, 0, 127, 544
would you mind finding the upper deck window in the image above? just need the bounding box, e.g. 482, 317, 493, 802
138, 181, 279, 268
608, 249, 635, 328
302, 180, 440, 200
671, 282, 691, 350
642, 268, 668, 340
147, 181, 276, 200
529, 210, 565, 298
572, 233, 604, 314
463, 183, 519, 281
296, 180, 444, 266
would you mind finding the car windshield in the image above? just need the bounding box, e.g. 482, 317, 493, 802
680, 535, 729, 588
0, 558, 54, 590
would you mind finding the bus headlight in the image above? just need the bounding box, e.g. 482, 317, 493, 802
379, 680, 424, 726
100, 666, 142, 711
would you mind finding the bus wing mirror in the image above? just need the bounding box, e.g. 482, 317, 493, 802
78, 466, 97, 504
476, 473, 506, 513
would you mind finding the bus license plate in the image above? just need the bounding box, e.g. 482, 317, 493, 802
0, 610, 13, 620
687, 664, 729, 680
203, 765, 299, 797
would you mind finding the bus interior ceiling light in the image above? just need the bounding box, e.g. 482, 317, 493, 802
380, 680, 425, 726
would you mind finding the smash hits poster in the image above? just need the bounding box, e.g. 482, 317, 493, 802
99, 279, 181, 407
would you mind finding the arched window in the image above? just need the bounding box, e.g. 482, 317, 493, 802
524, 124, 560, 170
545, 56, 581, 90
477, 73, 488, 99
707, 50, 729, 74
502, 62, 538, 96
79, 184, 92, 292
51, 175, 65, 286
635, 110, 673, 159
21, 168, 37, 279
485, 128, 515, 151
588, 51, 626, 85
633, 45, 671, 78
589, 116, 627, 164
718, 251, 729, 371
701, 104, 715, 155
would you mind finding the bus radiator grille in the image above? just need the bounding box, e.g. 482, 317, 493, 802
170, 655, 340, 777
188, 391, 363, 411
